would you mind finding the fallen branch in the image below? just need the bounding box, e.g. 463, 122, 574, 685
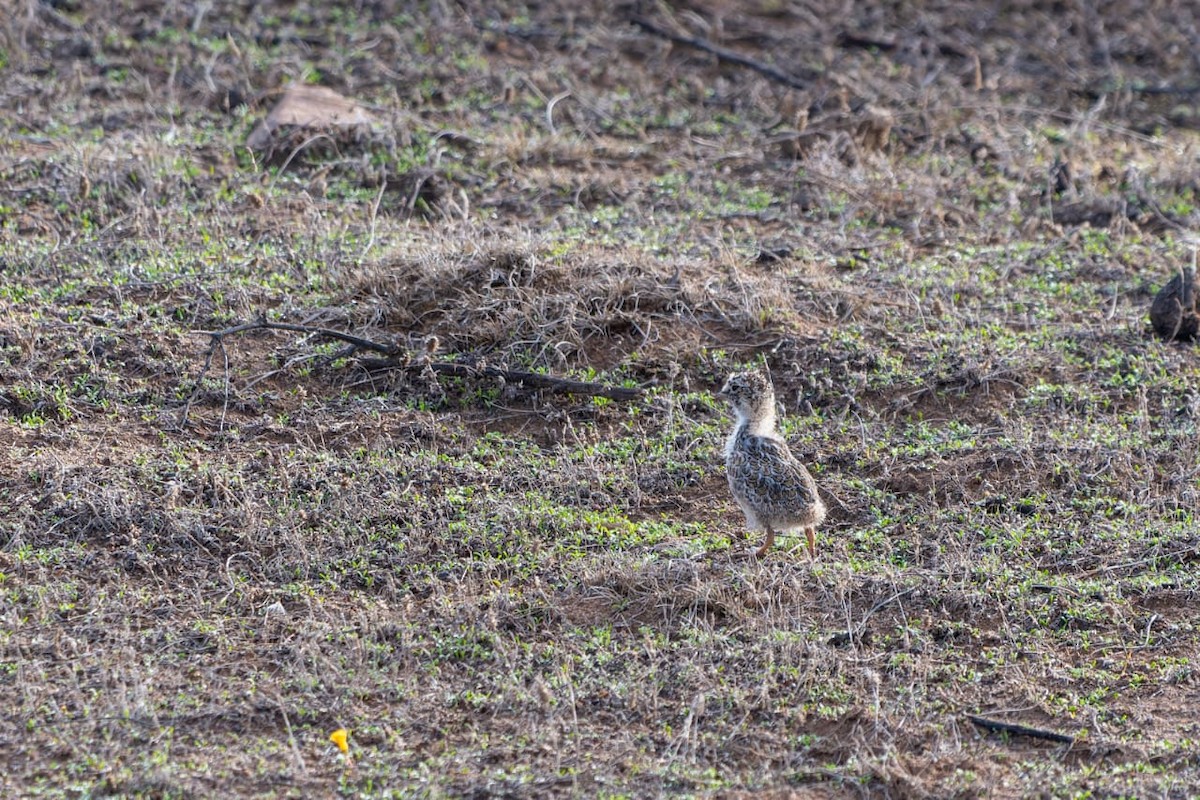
179, 319, 641, 427
361, 357, 642, 401
629, 15, 815, 92
966, 714, 1075, 745
836, 31, 974, 60
1088, 80, 1200, 97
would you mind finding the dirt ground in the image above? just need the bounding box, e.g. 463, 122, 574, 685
4, 0, 1200, 797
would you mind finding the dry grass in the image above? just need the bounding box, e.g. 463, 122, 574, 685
4, 0, 1200, 797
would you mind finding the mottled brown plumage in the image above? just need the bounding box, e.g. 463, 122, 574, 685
718, 370, 826, 558
1151, 264, 1199, 342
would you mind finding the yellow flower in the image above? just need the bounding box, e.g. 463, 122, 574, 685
329, 728, 350, 754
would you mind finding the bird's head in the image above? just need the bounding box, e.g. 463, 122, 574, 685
718, 369, 776, 424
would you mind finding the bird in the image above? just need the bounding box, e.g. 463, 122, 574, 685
718, 369, 827, 559
1151, 261, 1199, 341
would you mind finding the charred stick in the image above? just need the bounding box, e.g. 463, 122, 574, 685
629, 15, 813, 91
192, 320, 642, 402
966, 714, 1075, 745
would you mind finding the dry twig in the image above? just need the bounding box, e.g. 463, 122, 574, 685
359, 357, 643, 401
629, 15, 816, 92
179, 318, 641, 427
966, 714, 1075, 745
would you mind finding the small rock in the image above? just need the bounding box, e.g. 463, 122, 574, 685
246, 84, 377, 152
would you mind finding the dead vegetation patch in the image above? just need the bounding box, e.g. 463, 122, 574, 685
333, 239, 809, 375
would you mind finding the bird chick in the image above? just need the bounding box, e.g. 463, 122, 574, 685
1151, 262, 1199, 341
718, 370, 826, 558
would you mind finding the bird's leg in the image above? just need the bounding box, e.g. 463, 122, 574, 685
805, 526, 816, 560
755, 527, 775, 558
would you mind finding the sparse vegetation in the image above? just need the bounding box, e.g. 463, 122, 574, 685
3, 0, 1200, 797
